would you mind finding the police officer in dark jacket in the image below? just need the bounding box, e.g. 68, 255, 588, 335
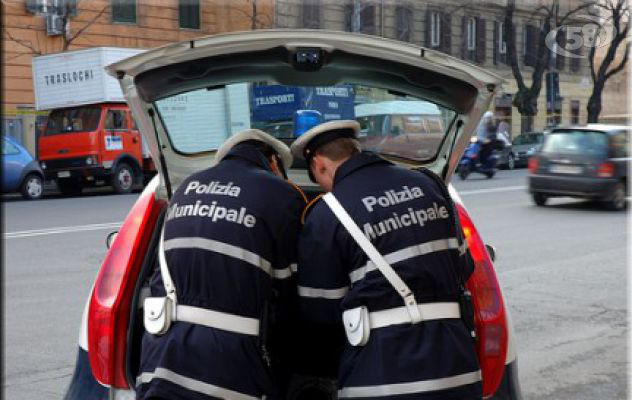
136, 130, 306, 400
290, 120, 482, 400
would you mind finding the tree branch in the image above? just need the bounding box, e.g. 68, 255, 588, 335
605, 42, 629, 79
3, 28, 42, 55
64, 3, 109, 49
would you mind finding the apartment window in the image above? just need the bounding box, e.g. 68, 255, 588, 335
524, 24, 538, 67
344, 2, 376, 34
570, 100, 580, 125
302, 0, 320, 29
570, 46, 582, 72
111, 0, 136, 24
396, 6, 413, 42
430, 12, 441, 47
179, 0, 200, 29
494, 20, 507, 65
498, 21, 506, 54
466, 17, 476, 51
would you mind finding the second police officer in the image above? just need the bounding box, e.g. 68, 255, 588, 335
136, 130, 306, 400
290, 120, 483, 400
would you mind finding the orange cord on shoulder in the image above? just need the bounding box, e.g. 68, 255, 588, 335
287, 180, 309, 205
301, 193, 324, 225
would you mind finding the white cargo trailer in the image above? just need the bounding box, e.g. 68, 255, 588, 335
32, 47, 145, 111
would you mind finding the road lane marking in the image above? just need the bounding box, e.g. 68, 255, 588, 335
4, 222, 122, 239
457, 185, 526, 196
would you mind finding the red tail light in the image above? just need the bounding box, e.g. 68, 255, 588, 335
457, 204, 508, 397
88, 179, 166, 388
597, 162, 615, 178
528, 157, 538, 173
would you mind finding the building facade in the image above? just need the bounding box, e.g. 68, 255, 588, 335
2, 0, 274, 156
276, 0, 598, 136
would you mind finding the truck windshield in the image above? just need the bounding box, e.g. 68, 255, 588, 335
154, 83, 456, 162
44, 107, 102, 135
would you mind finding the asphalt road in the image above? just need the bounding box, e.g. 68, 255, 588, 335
2, 169, 628, 399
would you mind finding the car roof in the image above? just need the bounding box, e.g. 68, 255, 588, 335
551, 124, 631, 133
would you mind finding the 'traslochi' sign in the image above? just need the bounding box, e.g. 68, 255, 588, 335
44, 69, 95, 86
32, 47, 144, 110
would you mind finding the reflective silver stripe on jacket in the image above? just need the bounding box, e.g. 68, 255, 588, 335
349, 238, 464, 283
175, 304, 260, 336
164, 237, 292, 279
338, 370, 482, 398
137, 367, 262, 400
298, 285, 349, 299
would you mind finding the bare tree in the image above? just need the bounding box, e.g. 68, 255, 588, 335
228, 0, 273, 30
2, 0, 108, 57
504, 0, 594, 132
587, 0, 629, 123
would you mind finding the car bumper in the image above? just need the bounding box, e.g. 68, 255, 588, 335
490, 360, 523, 400
529, 175, 618, 199
44, 166, 110, 182
63, 347, 108, 400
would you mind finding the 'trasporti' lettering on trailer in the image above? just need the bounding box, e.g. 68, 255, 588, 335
362, 186, 425, 212
44, 69, 95, 86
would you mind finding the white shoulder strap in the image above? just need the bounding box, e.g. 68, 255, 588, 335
159, 228, 177, 302
322, 193, 422, 323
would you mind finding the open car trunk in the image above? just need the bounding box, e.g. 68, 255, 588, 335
106, 29, 503, 199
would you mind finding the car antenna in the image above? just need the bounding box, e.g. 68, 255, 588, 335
148, 108, 173, 199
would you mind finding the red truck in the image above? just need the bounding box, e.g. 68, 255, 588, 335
33, 47, 155, 195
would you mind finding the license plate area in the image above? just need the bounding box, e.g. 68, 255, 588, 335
549, 165, 582, 174
57, 171, 71, 178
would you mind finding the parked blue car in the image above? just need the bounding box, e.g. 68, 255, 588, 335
2, 135, 44, 200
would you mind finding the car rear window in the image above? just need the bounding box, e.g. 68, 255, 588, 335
45, 107, 102, 135
512, 134, 541, 145
154, 83, 457, 162
542, 130, 608, 156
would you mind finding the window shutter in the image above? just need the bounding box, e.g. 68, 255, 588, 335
461, 16, 468, 59
396, 6, 412, 42
556, 28, 566, 71
25, 0, 39, 13
493, 21, 499, 65
344, 3, 353, 32
441, 13, 451, 54
476, 17, 486, 64
425, 9, 433, 47
524, 24, 537, 67
303, 0, 320, 29
179, 0, 200, 29
112, 0, 136, 23
501, 23, 509, 64
360, 3, 376, 35
571, 46, 582, 72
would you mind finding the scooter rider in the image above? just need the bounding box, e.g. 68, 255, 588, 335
136, 130, 306, 400
290, 120, 482, 400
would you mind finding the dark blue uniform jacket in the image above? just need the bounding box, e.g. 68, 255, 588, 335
297, 152, 482, 400
136, 144, 305, 400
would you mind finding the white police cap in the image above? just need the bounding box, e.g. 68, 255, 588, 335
290, 120, 360, 161
214, 129, 293, 171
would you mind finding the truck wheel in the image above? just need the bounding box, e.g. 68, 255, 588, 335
58, 178, 83, 197
604, 182, 626, 211
20, 173, 43, 200
532, 192, 548, 206
112, 163, 135, 194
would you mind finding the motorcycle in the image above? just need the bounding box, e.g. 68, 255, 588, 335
458, 137, 505, 180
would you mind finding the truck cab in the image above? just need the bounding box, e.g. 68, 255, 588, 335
39, 102, 154, 195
